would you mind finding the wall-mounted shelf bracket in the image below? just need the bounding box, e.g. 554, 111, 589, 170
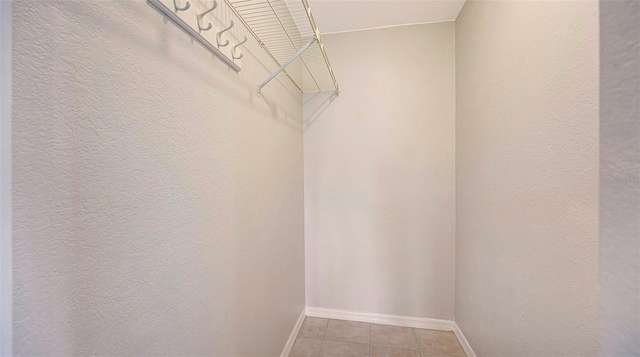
148, 0, 242, 72
258, 37, 316, 94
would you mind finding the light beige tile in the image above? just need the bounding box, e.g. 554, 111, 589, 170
299, 317, 329, 339
370, 324, 419, 350
320, 340, 370, 357
371, 345, 421, 357
414, 329, 465, 357
324, 319, 370, 344
290, 337, 322, 357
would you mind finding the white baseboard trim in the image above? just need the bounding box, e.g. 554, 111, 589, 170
280, 308, 306, 357
305, 307, 455, 331
453, 322, 477, 357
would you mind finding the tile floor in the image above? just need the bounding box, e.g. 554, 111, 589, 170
289, 317, 466, 357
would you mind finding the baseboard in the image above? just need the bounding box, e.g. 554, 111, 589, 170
280, 308, 306, 357
453, 322, 477, 357
305, 307, 455, 331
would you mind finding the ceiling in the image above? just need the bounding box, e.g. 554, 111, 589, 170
307, 0, 466, 34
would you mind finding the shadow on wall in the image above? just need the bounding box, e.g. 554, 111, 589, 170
303, 90, 338, 131
65, 0, 303, 133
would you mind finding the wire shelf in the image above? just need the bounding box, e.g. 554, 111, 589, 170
225, 0, 339, 93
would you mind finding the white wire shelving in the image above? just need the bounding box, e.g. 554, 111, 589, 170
224, 0, 340, 94
148, 0, 338, 94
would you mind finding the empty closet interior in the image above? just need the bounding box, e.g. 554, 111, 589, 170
4, 0, 632, 356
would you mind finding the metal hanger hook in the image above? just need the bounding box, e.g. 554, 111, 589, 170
216, 21, 234, 47
173, 0, 190, 11
197, 0, 217, 31
232, 36, 248, 60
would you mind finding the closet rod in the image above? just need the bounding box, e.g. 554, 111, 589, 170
257, 37, 316, 93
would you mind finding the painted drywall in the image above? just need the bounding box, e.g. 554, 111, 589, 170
304, 23, 456, 320
599, 1, 640, 355
455, 1, 599, 356
0, 1, 12, 354
11, 0, 304, 355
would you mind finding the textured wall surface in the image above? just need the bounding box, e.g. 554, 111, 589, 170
455, 1, 599, 355
599, 1, 640, 355
303, 23, 456, 320
0, 1, 12, 354
11, 0, 304, 355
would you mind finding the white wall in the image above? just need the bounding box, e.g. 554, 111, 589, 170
599, 1, 640, 355
455, 1, 599, 355
11, 0, 304, 355
0, 1, 12, 354
304, 23, 456, 320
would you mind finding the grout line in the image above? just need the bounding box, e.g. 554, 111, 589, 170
318, 318, 328, 357
321, 337, 370, 346
368, 323, 371, 356
370, 344, 420, 353
321, 318, 328, 340
370, 342, 420, 350
414, 327, 423, 357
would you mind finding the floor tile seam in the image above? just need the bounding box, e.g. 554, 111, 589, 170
321, 337, 370, 346
318, 320, 328, 357
369, 323, 372, 356
321, 319, 329, 340
413, 328, 423, 355
370, 343, 420, 352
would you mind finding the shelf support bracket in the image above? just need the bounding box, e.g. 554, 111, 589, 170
258, 37, 316, 94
